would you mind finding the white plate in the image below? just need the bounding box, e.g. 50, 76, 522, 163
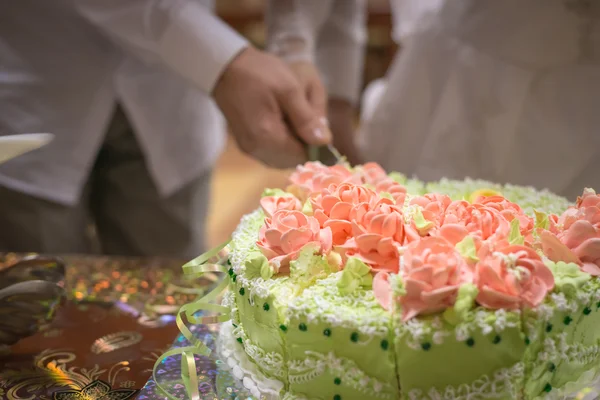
0, 133, 54, 165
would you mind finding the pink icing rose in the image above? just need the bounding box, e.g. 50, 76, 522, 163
540, 221, 600, 276
310, 183, 379, 245
288, 162, 358, 201
405, 193, 453, 241
476, 196, 534, 236
441, 201, 511, 243
354, 163, 407, 204
358, 162, 389, 185
539, 188, 600, 276
374, 177, 407, 205
373, 271, 394, 311
257, 210, 332, 273
397, 237, 472, 321
340, 202, 405, 273
260, 196, 302, 218
577, 188, 600, 210
475, 245, 555, 310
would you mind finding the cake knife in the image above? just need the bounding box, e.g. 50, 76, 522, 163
306, 143, 346, 165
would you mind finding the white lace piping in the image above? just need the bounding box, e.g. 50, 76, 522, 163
406, 363, 524, 400
217, 321, 284, 400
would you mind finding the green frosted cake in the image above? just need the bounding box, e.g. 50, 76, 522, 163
217, 161, 600, 400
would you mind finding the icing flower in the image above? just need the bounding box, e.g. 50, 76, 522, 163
441, 201, 511, 242
309, 183, 380, 245
397, 237, 472, 321
577, 188, 600, 210
534, 210, 560, 234
539, 189, 600, 276
539, 223, 600, 276
475, 196, 534, 236
358, 162, 389, 185
341, 202, 405, 273
405, 193, 453, 240
257, 210, 332, 273
474, 245, 555, 310
288, 162, 358, 200
373, 177, 407, 205
260, 196, 302, 218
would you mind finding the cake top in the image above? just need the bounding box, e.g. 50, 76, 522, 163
241, 161, 599, 322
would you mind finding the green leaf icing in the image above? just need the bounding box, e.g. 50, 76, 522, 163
302, 199, 313, 215
443, 283, 478, 325
413, 208, 434, 234
546, 261, 591, 297
509, 218, 524, 245
534, 210, 550, 230
337, 257, 373, 295
244, 251, 271, 280
456, 236, 479, 263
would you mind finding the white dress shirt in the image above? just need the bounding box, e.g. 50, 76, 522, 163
0, 0, 248, 205
360, 0, 600, 199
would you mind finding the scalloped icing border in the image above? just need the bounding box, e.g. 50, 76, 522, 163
217, 320, 284, 400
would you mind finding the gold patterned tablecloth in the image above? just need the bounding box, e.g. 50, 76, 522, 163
0, 253, 215, 400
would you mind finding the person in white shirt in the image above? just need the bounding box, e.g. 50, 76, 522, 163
0, 0, 363, 257
357, 0, 600, 200
281, 0, 600, 199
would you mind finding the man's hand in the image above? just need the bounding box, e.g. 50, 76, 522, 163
287, 61, 362, 165
287, 61, 328, 119
213, 48, 331, 168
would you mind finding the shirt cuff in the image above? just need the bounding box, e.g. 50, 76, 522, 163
157, 2, 249, 94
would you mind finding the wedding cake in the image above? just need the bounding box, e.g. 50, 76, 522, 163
217, 161, 600, 400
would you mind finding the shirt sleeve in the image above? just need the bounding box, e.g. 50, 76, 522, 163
74, 0, 249, 94
266, 0, 367, 104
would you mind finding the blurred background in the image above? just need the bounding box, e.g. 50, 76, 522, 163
208, 0, 395, 246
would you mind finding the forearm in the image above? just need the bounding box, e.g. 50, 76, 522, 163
75, 0, 249, 94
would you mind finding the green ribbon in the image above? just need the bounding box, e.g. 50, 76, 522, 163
152, 240, 232, 400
